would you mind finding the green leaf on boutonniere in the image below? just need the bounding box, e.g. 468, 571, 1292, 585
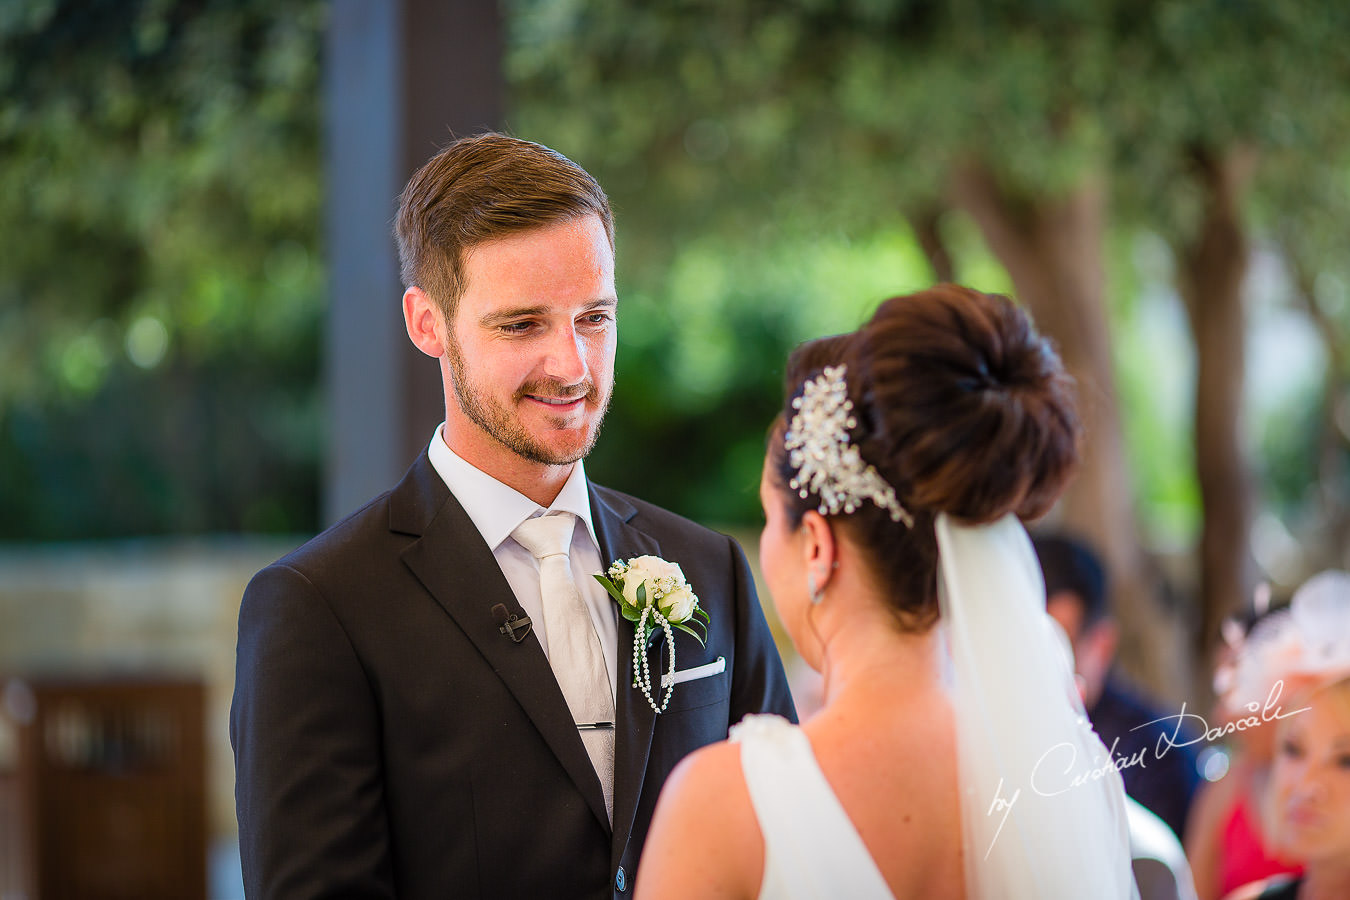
673, 621, 706, 644
593, 574, 626, 605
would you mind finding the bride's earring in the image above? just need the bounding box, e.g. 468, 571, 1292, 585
808, 572, 824, 605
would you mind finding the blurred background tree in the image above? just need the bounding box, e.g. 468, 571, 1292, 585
3, 0, 1348, 698
0, 0, 326, 538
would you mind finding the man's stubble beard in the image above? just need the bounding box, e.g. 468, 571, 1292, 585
445, 333, 610, 466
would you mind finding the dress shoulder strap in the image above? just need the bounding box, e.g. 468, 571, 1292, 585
732, 714, 894, 900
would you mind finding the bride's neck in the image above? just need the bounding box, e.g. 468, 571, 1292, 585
815, 609, 942, 708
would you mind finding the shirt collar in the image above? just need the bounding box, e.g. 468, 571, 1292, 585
426, 425, 599, 552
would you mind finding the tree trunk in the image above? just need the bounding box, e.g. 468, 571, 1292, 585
908, 207, 957, 284
952, 164, 1188, 702
1284, 242, 1350, 570
1174, 148, 1257, 681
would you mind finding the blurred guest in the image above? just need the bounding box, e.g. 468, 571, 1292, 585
1033, 533, 1203, 839
1220, 571, 1350, 900
1186, 604, 1304, 900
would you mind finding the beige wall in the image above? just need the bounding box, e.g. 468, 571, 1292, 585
0, 538, 295, 841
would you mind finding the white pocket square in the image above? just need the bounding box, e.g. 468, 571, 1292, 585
661, 656, 726, 689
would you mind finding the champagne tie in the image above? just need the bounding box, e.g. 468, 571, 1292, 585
511, 513, 615, 821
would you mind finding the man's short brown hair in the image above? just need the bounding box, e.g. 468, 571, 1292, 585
395, 132, 614, 320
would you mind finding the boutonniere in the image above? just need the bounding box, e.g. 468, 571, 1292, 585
594, 555, 709, 713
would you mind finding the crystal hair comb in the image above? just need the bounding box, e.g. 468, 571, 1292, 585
784, 365, 913, 527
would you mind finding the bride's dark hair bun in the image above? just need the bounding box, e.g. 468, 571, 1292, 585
849, 283, 1080, 524
767, 284, 1080, 631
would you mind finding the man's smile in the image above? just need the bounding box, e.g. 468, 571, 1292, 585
528, 395, 585, 406
520, 383, 594, 413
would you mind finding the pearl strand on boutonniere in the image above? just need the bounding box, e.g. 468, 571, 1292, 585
634, 606, 678, 713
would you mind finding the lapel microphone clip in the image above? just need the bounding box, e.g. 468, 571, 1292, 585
491, 603, 533, 643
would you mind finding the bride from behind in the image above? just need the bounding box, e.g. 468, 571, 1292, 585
636, 284, 1136, 899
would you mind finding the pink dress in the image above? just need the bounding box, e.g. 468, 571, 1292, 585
1219, 793, 1303, 898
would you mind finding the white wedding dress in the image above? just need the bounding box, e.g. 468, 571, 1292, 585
734, 513, 1137, 900
733, 713, 895, 900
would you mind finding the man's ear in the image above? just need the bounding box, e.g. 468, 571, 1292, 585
1045, 592, 1086, 644
403, 287, 447, 358
1080, 619, 1119, 668
800, 510, 837, 589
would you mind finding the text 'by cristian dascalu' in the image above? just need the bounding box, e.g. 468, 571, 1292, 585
982, 679, 1308, 858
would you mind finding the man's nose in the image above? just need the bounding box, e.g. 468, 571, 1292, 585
541, 324, 587, 384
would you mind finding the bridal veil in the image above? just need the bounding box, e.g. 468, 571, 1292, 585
937, 512, 1137, 899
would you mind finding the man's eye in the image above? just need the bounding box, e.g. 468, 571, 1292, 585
1279, 739, 1305, 760
501, 321, 533, 334
581, 313, 612, 326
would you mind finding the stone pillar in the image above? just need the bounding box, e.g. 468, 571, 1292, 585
323, 0, 503, 523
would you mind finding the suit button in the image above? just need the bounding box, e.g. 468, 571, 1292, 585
615, 865, 627, 892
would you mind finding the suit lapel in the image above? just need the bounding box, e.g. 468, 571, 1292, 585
394, 455, 611, 831
589, 485, 663, 867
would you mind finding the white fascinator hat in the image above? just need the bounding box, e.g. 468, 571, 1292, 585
1217, 570, 1350, 713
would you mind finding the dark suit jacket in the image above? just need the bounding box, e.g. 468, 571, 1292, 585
1089, 675, 1201, 840
230, 452, 796, 899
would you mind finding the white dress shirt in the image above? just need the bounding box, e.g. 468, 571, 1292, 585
427, 426, 618, 697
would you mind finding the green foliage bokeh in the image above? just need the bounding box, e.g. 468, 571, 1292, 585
0, 0, 327, 537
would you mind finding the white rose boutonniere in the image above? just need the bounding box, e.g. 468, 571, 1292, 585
594, 555, 709, 713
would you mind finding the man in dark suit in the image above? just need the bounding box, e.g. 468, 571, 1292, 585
230, 132, 796, 899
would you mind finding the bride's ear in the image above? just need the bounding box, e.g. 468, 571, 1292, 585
800, 510, 837, 590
